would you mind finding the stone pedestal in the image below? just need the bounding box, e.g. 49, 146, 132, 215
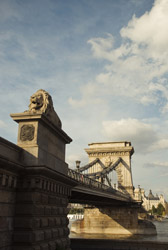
11, 112, 72, 175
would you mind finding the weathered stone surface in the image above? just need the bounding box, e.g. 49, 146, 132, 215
20, 124, 35, 141
71, 207, 156, 235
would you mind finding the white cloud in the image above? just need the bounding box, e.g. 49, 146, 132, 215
149, 139, 168, 151
120, 0, 168, 57
145, 161, 168, 168
87, 34, 114, 59
102, 118, 168, 153
68, 82, 103, 107
71, 0, 168, 113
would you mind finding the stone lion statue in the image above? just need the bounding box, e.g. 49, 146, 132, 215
26, 89, 62, 128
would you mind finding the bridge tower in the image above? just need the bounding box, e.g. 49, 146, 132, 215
85, 141, 134, 197
71, 141, 156, 236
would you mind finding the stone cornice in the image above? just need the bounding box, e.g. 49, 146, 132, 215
85, 146, 134, 156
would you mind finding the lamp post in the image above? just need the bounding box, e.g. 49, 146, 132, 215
76, 160, 81, 172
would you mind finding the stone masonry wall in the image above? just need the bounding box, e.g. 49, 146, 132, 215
13, 173, 72, 250
0, 137, 76, 250
0, 169, 18, 250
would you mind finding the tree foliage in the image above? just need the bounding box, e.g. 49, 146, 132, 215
157, 203, 165, 216
152, 205, 157, 214
69, 207, 84, 214
150, 203, 165, 216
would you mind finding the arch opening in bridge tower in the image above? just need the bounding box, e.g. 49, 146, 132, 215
104, 169, 118, 190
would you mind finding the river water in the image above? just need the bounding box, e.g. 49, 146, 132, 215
69, 219, 168, 243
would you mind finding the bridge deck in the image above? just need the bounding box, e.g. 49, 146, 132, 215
68, 169, 140, 207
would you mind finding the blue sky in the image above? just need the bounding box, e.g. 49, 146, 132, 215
1, 0, 168, 199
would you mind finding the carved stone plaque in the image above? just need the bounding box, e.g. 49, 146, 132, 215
20, 125, 35, 141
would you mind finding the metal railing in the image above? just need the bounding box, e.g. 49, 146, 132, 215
67, 168, 131, 201
68, 168, 136, 201
68, 168, 109, 191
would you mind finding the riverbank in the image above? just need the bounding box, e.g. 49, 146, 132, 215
70, 219, 168, 249
71, 238, 168, 250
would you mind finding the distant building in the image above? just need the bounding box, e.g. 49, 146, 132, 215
134, 186, 167, 211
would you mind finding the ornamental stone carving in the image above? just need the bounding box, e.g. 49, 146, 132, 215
25, 89, 62, 128
88, 152, 130, 157
20, 124, 35, 141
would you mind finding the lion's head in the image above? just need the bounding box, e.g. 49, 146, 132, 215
29, 89, 52, 113
28, 89, 62, 128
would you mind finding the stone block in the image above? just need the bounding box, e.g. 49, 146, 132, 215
40, 218, 48, 228
48, 196, 57, 205
1, 247, 12, 250
44, 206, 51, 215
41, 194, 48, 204
0, 217, 13, 231
40, 243, 49, 250
61, 238, 69, 248
58, 207, 63, 215
48, 241, 56, 250
34, 230, 45, 242
13, 230, 45, 243
52, 228, 58, 238
61, 198, 68, 206
0, 190, 16, 203
33, 246, 41, 250
48, 217, 55, 227
14, 217, 40, 229
0, 204, 15, 216
44, 229, 52, 240
55, 217, 61, 226
58, 228, 64, 237
16, 192, 41, 203
0, 231, 12, 248
51, 207, 58, 215
13, 231, 33, 243
55, 239, 62, 249
61, 217, 67, 226
13, 247, 33, 250
15, 204, 44, 216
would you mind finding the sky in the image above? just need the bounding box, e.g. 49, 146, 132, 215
0, 0, 168, 199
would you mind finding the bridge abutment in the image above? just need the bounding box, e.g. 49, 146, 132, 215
71, 206, 156, 235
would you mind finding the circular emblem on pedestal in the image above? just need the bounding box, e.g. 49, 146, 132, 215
20, 125, 35, 141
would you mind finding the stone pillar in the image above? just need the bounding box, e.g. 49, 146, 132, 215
71, 141, 156, 236
10, 92, 71, 175
85, 142, 134, 196
0, 89, 75, 250
13, 169, 72, 250
71, 206, 156, 235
